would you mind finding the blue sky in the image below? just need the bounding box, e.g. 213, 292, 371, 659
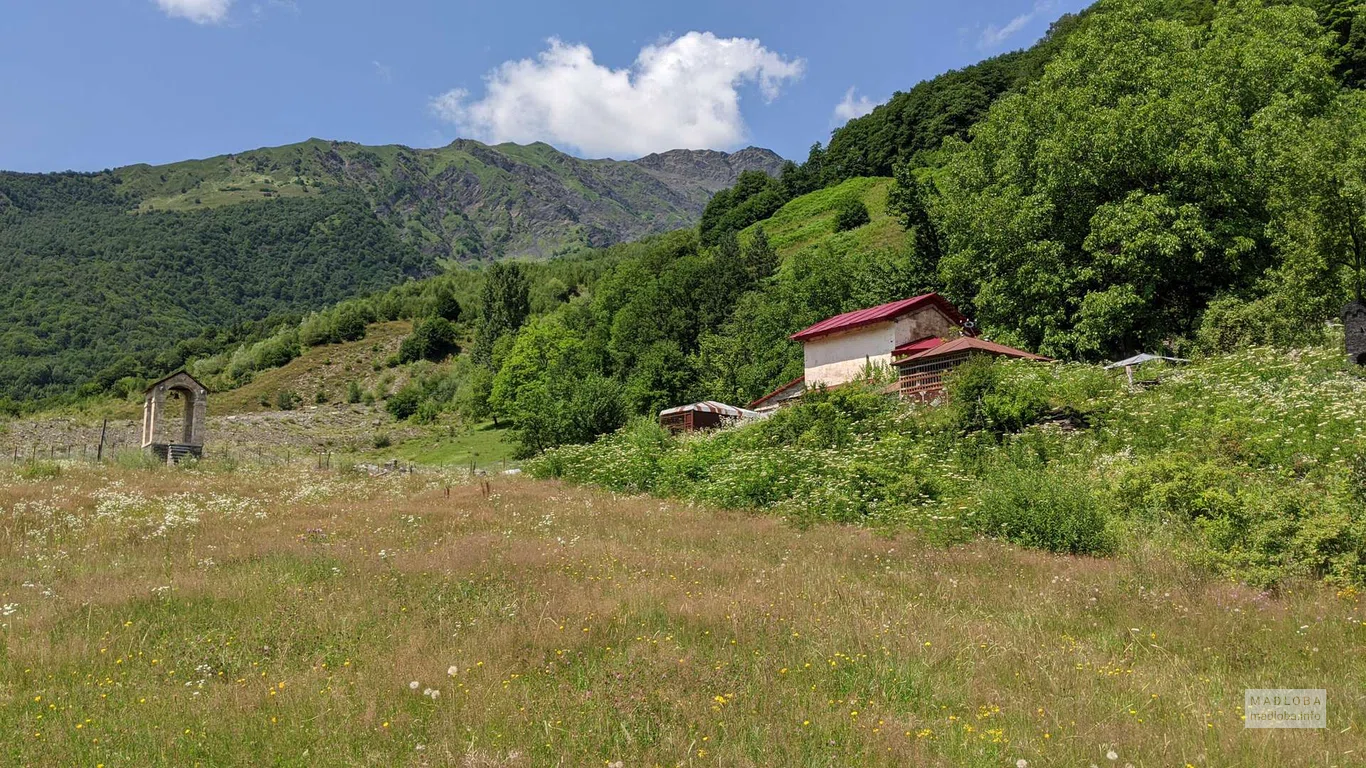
0, 0, 1088, 172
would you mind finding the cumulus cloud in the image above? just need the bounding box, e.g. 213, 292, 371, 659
154, 0, 233, 24
979, 0, 1055, 49
833, 87, 876, 123
431, 32, 804, 158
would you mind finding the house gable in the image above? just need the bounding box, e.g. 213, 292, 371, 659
802, 305, 963, 388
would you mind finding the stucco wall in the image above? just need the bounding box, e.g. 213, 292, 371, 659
802, 308, 960, 387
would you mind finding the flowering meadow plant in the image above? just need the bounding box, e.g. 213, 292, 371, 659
531, 345, 1366, 586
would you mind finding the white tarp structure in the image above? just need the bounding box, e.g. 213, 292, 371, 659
658, 400, 763, 420
1105, 353, 1190, 388
1104, 353, 1190, 370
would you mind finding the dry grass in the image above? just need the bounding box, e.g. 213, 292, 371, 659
0, 464, 1362, 766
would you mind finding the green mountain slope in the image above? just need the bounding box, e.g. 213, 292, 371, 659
111, 139, 785, 260
0, 140, 783, 402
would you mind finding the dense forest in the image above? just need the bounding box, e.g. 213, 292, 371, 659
0, 172, 431, 404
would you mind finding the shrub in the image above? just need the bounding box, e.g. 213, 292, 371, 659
945, 356, 1049, 435
398, 318, 460, 364
345, 380, 363, 404
430, 289, 462, 322
971, 462, 1115, 555
372, 432, 392, 449
833, 196, 871, 232
413, 400, 441, 425
333, 303, 373, 342
1115, 455, 1366, 586
18, 461, 62, 480
386, 386, 422, 420
276, 390, 299, 411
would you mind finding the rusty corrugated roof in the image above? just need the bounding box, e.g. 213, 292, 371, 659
894, 336, 1051, 364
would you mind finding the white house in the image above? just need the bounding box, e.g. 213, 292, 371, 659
750, 293, 970, 411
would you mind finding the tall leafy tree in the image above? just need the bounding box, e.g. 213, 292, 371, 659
472, 262, 531, 365
1256, 89, 1366, 309
931, 0, 1335, 358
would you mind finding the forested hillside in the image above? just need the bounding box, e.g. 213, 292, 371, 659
0, 172, 429, 402
0, 141, 782, 403
699, 0, 1366, 360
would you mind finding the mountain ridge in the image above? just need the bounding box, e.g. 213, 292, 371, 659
20, 138, 786, 262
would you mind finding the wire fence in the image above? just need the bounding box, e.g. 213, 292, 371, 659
2, 442, 344, 469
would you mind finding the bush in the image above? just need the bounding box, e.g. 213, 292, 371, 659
372, 432, 392, 449
386, 386, 422, 420
945, 356, 1049, 435
398, 318, 460, 364
971, 462, 1115, 555
18, 461, 62, 480
430, 289, 462, 322
345, 380, 363, 404
333, 303, 373, 342
1115, 455, 1366, 586
276, 390, 299, 411
1197, 294, 1326, 352
833, 196, 871, 232
413, 400, 441, 424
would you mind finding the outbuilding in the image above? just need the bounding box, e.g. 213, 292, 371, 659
893, 336, 1051, 402
659, 401, 761, 433
750, 292, 1051, 410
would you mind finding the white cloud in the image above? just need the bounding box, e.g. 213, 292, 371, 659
154, 0, 233, 24
979, 0, 1055, 50
833, 87, 876, 123
431, 32, 804, 158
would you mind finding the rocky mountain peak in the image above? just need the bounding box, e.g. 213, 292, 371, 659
630, 147, 786, 193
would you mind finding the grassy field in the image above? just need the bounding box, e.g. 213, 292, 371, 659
739, 177, 903, 259
0, 462, 1361, 767
368, 422, 516, 469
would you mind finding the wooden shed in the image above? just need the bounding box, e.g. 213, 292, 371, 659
893, 336, 1051, 402
659, 401, 761, 433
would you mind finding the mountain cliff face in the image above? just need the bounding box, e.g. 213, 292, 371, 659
629, 147, 788, 192
112, 139, 786, 260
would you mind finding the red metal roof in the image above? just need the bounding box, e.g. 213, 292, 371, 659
891, 336, 945, 358
789, 293, 968, 342
894, 336, 1052, 365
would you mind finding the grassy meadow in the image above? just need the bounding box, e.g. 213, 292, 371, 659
1, 461, 1363, 767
